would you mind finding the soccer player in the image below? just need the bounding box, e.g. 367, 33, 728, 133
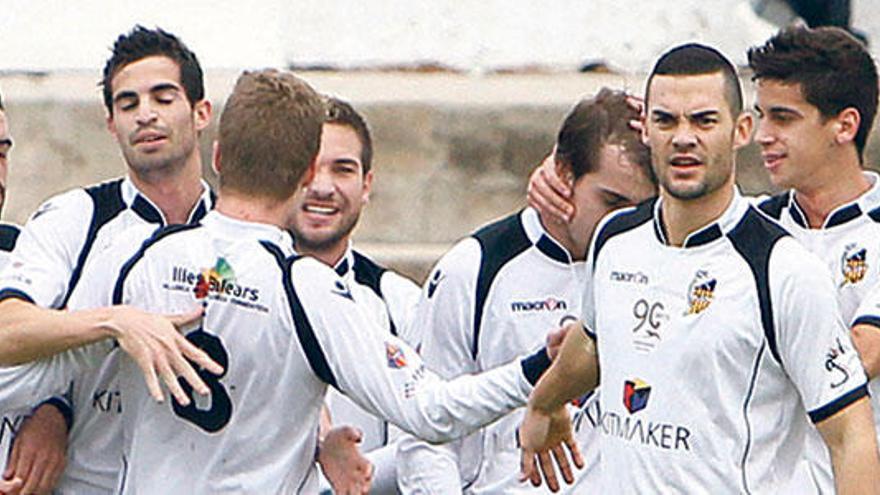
749, 26, 880, 493
0, 68, 559, 494
0, 26, 216, 494
398, 88, 656, 494
289, 97, 421, 494
519, 43, 880, 493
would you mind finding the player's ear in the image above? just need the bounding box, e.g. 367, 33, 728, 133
362, 169, 373, 204
192, 100, 212, 133
211, 140, 221, 176
733, 111, 754, 151
834, 107, 860, 146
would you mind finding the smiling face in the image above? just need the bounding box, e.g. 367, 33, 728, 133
643, 72, 751, 202
754, 79, 839, 191
106, 55, 210, 178
288, 123, 372, 258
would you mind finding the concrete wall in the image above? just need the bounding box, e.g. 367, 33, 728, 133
4, 70, 880, 281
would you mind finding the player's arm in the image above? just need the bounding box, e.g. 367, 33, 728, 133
772, 240, 880, 494
850, 289, 880, 378
291, 257, 552, 444
519, 322, 596, 492
815, 397, 880, 494
397, 241, 482, 493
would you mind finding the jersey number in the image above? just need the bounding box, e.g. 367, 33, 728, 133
171, 328, 233, 432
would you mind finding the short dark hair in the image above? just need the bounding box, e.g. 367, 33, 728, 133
647, 43, 743, 116
748, 26, 878, 158
218, 69, 324, 201
325, 97, 373, 174
101, 26, 204, 114
555, 88, 654, 184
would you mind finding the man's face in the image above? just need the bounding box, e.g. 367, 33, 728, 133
568, 144, 656, 249
754, 80, 837, 191
106, 56, 209, 177
289, 123, 372, 253
643, 72, 750, 201
0, 111, 11, 214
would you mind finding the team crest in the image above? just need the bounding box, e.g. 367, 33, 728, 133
623, 378, 651, 414
840, 244, 867, 287
385, 341, 407, 369
685, 270, 716, 315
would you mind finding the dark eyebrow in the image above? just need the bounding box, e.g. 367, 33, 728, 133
651, 108, 675, 119
601, 188, 632, 204
0, 138, 12, 148
151, 83, 181, 95
112, 90, 138, 105
690, 110, 720, 119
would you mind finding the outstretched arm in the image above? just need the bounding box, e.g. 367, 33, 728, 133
520, 323, 598, 492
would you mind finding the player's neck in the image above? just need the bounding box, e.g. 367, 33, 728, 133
295, 241, 348, 268
129, 161, 204, 225
214, 191, 294, 229
793, 157, 869, 228
542, 215, 583, 261
660, 182, 734, 247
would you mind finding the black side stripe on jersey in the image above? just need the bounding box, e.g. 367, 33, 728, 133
352, 251, 398, 336
593, 198, 655, 269
0, 224, 20, 252
808, 384, 869, 423
739, 341, 766, 495
263, 241, 339, 389
61, 180, 127, 308
112, 224, 202, 305
471, 212, 532, 359
727, 207, 789, 365
867, 205, 880, 223
755, 191, 790, 220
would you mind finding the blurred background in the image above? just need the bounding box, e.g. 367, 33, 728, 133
1, 0, 876, 280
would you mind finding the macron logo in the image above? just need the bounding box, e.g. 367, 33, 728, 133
510, 297, 568, 313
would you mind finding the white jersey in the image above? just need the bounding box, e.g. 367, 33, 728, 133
586, 193, 867, 493
322, 247, 420, 493
0, 222, 20, 472
65, 210, 545, 494
756, 171, 880, 493
398, 208, 600, 494
0, 177, 213, 494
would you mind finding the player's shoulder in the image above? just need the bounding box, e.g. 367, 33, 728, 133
726, 205, 791, 260
351, 249, 419, 296
470, 210, 531, 260
592, 197, 656, 262
0, 223, 20, 252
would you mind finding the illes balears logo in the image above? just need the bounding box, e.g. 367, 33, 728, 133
623, 378, 651, 414
171, 258, 260, 302
686, 270, 716, 315
840, 244, 867, 287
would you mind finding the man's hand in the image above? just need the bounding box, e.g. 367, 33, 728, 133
2, 404, 68, 495
0, 476, 22, 495
102, 306, 222, 405
318, 426, 373, 495
519, 406, 582, 492
527, 154, 574, 224
545, 322, 576, 361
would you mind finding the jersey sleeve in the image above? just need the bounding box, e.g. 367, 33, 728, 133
770, 238, 868, 423
0, 190, 93, 307
852, 282, 880, 328
379, 270, 421, 348
397, 239, 484, 492
289, 256, 543, 444
0, 342, 111, 413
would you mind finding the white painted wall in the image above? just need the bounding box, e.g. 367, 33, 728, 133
1, 0, 875, 73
